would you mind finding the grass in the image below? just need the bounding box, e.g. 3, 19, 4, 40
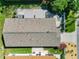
0, 50, 4, 59
44, 48, 64, 59
0, 56, 4, 59
5, 48, 32, 54
2, 3, 41, 18
44, 48, 63, 54
3, 4, 40, 18
0, 50, 4, 55
0, 13, 5, 48
0, 12, 5, 59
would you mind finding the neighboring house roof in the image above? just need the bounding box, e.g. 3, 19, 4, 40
3, 18, 60, 47
5, 56, 57, 59
16, 9, 47, 18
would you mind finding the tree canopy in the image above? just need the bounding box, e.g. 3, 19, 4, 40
47, 0, 68, 13
47, 0, 78, 13
67, 0, 78, 12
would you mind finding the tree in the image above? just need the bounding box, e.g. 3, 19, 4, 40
65, 10, 76, 32
0, 0, 4, 13
77, 0, 79, 10
66, 0, 78, 12
47, 0, 68, 13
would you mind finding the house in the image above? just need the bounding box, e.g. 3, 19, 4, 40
16, 9, 47, 18
5, 56, 57, 59
3, 18, 60, 47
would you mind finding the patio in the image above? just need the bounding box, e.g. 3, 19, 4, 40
65, 42, 77, 59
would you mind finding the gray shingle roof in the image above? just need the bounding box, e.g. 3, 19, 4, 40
3, 18, 60, 47
3, 18, 57, 32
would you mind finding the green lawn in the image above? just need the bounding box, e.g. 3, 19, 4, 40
44, 48, 63, 54
0, 13, 5, 48
5, 48, 32, 54
0, 50, 4, 59
0, 56, 4, 59
0, 12, 5, 59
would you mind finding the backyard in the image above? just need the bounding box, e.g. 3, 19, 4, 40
0, 0, 42, 18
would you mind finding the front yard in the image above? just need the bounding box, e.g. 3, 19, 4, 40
44, 48, 63, 54
0, 50, 4, 59
5, 48, 32, 54
0, 13, 5, 48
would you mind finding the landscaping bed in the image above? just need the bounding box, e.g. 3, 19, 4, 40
44, 48, 63, 54
5, 48, 32, 54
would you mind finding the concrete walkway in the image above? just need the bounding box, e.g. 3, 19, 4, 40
61, 19, 77, 44
32, 48, 48, 56
61, 31, 77, 44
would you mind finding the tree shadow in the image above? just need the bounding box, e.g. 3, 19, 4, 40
2, 0, 42, 5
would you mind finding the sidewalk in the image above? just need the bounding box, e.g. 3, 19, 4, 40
32, 48, 48, 56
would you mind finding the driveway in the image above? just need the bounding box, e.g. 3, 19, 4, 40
61, 19, 77, 44
61, 31, 77, 44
